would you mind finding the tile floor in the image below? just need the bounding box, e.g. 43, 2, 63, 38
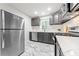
21, 41, 54, 56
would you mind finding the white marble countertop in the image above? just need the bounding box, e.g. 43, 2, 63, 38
30, 30, 65, 33
56, 36, 79, 56
30, 30, 55, 32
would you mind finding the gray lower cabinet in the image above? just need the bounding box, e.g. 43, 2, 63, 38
53, 13, 59, 24
31, 17, 40, 26
29, 32, 54, 44
37, 33, 54, 44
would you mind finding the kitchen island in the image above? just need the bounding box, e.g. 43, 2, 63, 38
56, 36, 79, 56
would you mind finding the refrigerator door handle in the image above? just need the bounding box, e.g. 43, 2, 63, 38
1, 10, 5, 49
1, 34, 5, 49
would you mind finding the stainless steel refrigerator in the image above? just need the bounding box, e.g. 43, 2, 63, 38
0, 10, 25, 56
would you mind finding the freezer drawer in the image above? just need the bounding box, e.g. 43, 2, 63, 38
1, 30, 24, 56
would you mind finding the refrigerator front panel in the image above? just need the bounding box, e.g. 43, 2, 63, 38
3, 10, 24, 30
19, 30, 25, 55
0, 10, 1, 29
0, 10, 3, 56
1, 30, 24, 56
0, 30, 2, 56
0, 10, 1, 56
0, 10, 3, 29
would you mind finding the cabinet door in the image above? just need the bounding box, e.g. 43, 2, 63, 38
37, 32, 44, 42
32, 32, 38, 41
31, 17, 40, 26
49, 15, 54, 25
58, 11, 63, 24
48, 33, 54, 44
53, 13, 59, 24
43, 33, 49, 43
38, 33, 49, 43
61, 4, 68, 16
37, 33, 54, 44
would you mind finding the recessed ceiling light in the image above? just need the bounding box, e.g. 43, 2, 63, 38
34, 11, 38, 15
47, 7, 51, 11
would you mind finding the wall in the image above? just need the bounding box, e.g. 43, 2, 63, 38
0, 3, 54, 56
31, 25, 63, 32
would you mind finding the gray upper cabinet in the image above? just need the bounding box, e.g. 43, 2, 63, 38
49, 15, 54, 25
31, 17, 40, 26
50, 10, 62, 25
60, 4, 68, 16
50, 4, 69, 25
53, 12, 59, 24
60, 3, 71, 23
58, 10, 63, 24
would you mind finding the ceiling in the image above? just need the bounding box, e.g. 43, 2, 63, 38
9, 3, 63, 17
